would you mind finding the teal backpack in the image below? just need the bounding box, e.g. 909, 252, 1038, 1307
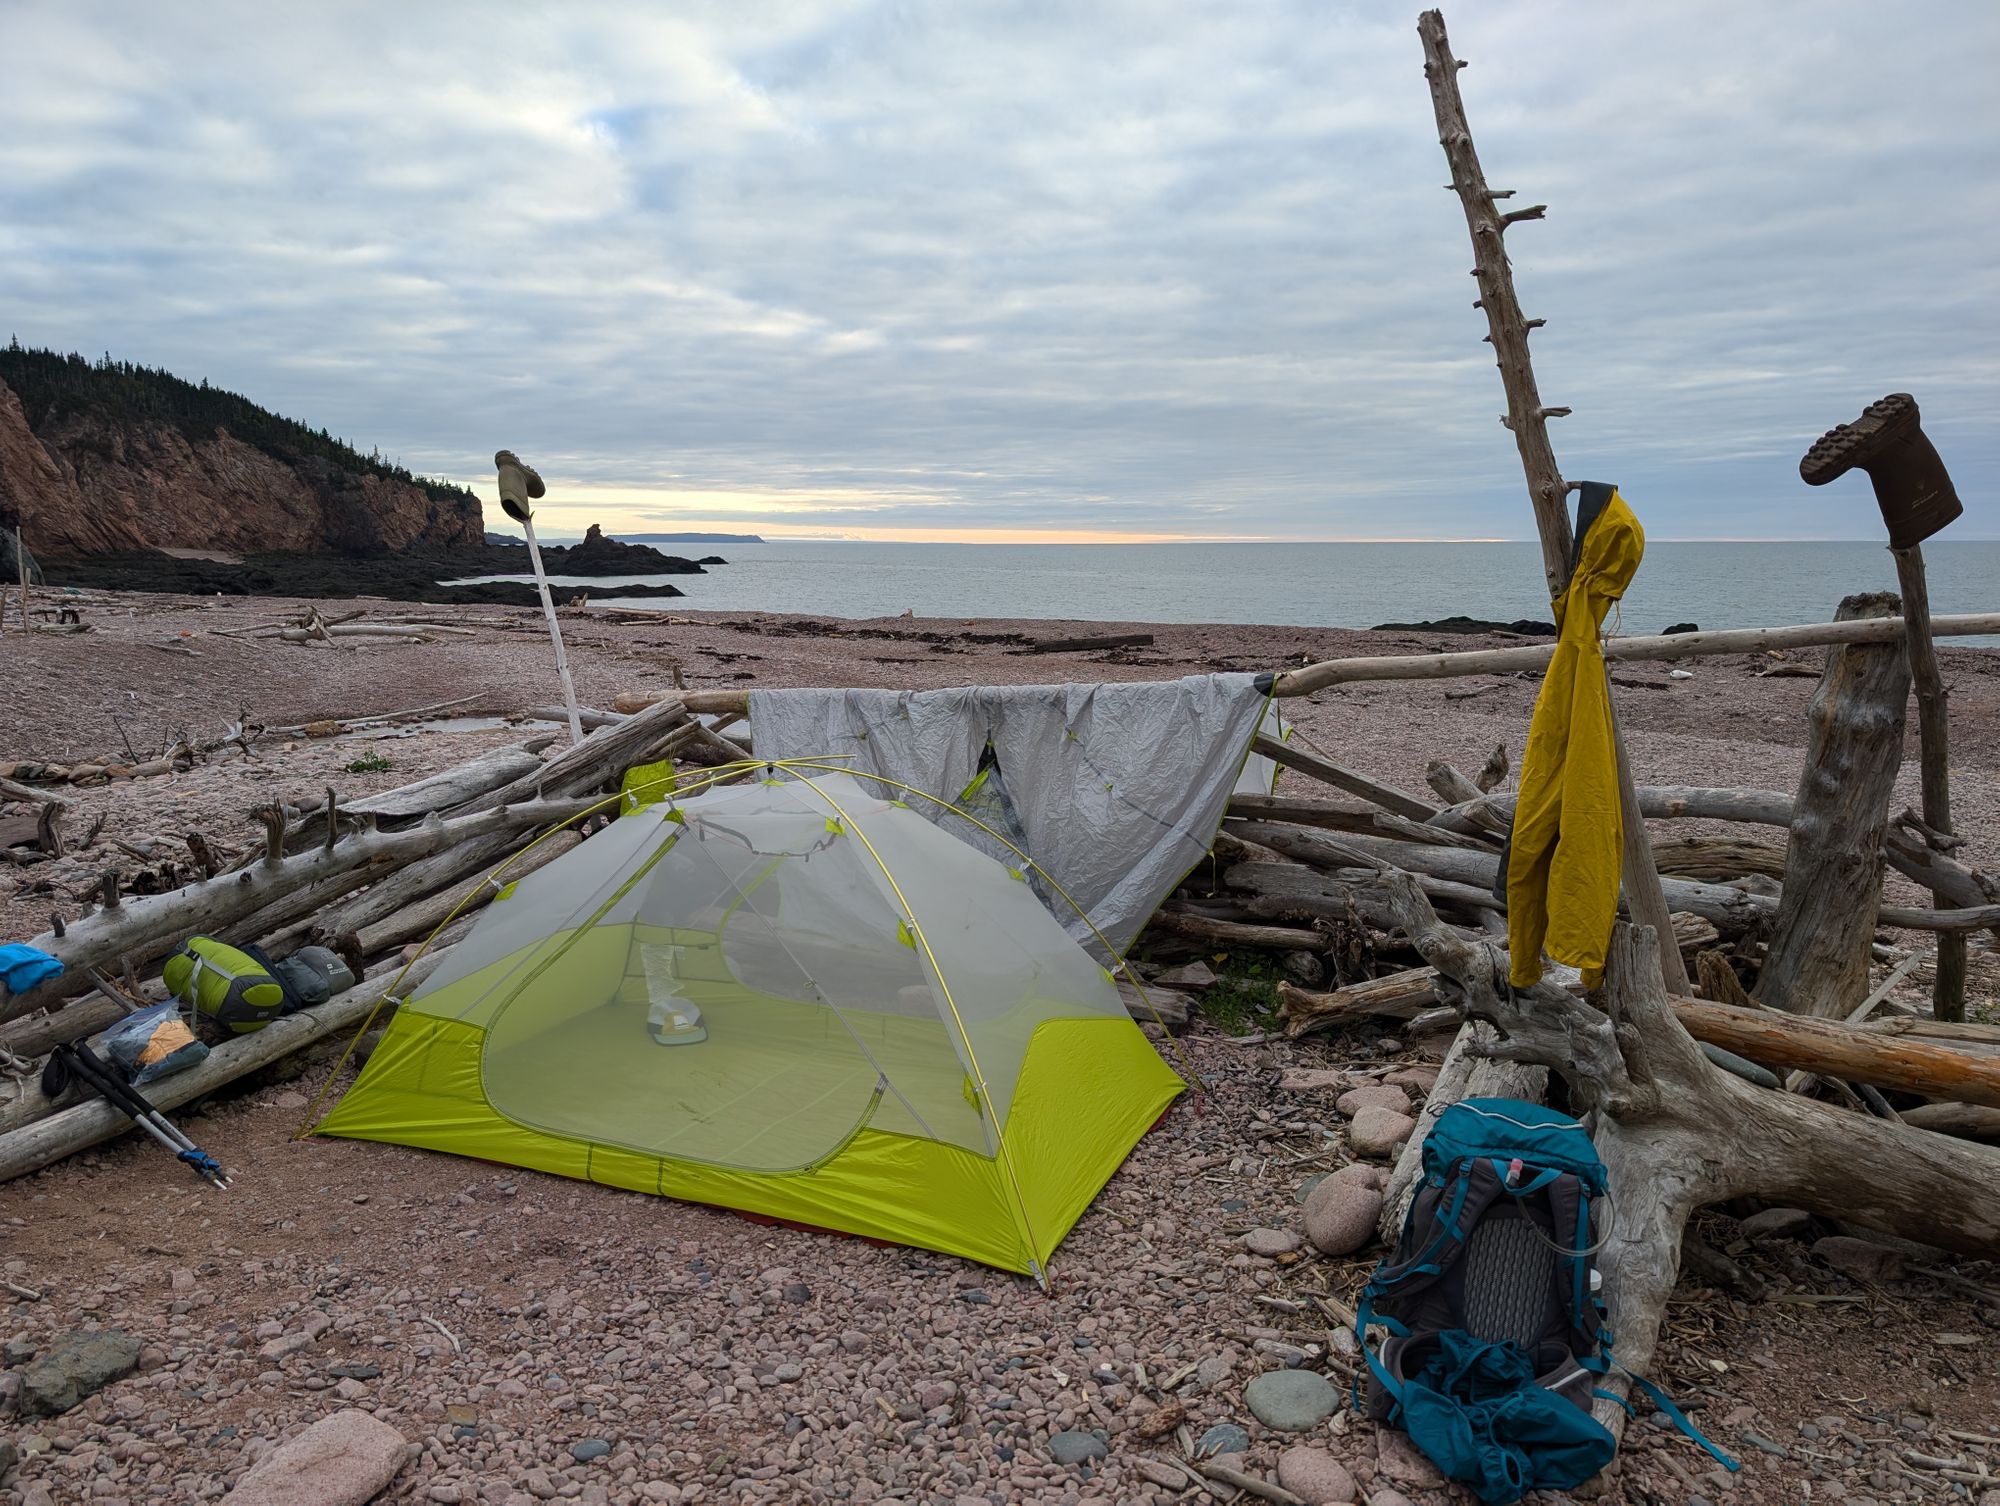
1356, 1097, 1735, 1504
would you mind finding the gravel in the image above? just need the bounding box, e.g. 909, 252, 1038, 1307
3, 595, 1998, 1503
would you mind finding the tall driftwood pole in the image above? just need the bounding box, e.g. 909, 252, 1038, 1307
1798, 394, 1966, 1018
1417, 9, 1688, 993
1893, 546, 1965, 1020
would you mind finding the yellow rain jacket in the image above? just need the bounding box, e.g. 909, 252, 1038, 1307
1504, 484, 1644, 988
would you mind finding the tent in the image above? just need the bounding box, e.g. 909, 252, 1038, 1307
316, 769, 1185, 1279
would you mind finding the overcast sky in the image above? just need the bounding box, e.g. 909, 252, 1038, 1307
3, 1, 1994, 541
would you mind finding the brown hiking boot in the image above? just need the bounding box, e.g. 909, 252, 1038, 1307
493, 450, 548, 524
1799, 393, 1962, 549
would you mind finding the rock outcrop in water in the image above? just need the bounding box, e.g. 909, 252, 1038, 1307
488, 523, 710, 576
1371, 614, 1557, 637
46, 539, 701, 606
0, 346, 482, 558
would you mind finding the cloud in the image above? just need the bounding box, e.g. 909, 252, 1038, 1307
2, 0, 1994, 541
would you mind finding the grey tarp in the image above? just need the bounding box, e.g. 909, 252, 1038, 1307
745, 673, 1270, 959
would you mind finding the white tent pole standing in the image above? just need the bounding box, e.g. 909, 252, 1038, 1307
495, 450, 584, 744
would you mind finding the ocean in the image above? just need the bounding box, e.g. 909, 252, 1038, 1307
467, 539, 2000, 639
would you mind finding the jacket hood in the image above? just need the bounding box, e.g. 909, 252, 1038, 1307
1557, 482, 1643, 630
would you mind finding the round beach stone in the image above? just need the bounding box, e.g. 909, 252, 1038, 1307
1347, 1105, 1418, 1159
571, 1439, 611, 1463
1278, 1444, 1359, 1504
1335, 1084, 1410, 1119
1197, 1423, 1250, 1457
1303, 1165, 1386, 1256
1244, 1369, 1338, 1432
1243, 1227, 1302, 1257
1048, 1429, 1108, 1466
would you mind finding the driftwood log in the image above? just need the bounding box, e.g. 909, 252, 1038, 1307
1223, 828, 1770, 936
1426, 783, 1999, 937
1144, 907, 1328, 954
349, 830, 584, 957
1227, 793, 1495, 852
1900, 1103, 2000, 1144
1759, 595, 1908, 1016
619, 608, 2000, 724
0, 798, 596, 1027
1276, 969, 1439, 1031
456, 697, 692, 814
0, 949, 453, 1182
1370, 869, 2000, 1444
1253, 735, 1437, 823
1282, 954, 2000, 1107
299, 741, 556, 835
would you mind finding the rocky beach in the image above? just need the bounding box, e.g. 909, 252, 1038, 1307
1, 592, 1995, 1505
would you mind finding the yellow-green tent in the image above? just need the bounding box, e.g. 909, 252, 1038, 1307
316, 770, 1183, 1281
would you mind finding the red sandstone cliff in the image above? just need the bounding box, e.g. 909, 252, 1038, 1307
0, 373, 482, 558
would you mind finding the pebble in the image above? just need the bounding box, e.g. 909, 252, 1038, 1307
1047, 1429, 1108, 1465
1243, 1369, 1338, 1432
1335, 1084, 1410, 1118
1137, 1458, 1189, 1488
1374, 1427, 1446, 1489
1303, 1164, 1386, 1256
1347, 1105, 1418, 1159
1737, 1206, 1813, 1242
258, 1332, 313, 1362
222, 1410, 408, 1505
1277, 1444, 1358, 1504
1812, 1235, 1907, 1283
1243, 1227, 1301, 1257
1197, 1423, 1251, 1457
570, 1439, 611, 1463
18, 1329, 142, 1417
1279, 1068, 1357, 1092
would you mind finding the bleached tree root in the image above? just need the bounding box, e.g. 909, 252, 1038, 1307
1371, 869, 2000, 1442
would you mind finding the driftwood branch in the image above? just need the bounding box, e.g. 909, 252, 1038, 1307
1254, 735, 1436, 822
611, 608, 2000, 722
1891, 544, 1965, 1021
1370, 867, 2000, 1443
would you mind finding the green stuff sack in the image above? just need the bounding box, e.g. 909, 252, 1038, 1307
163, 937, 287, 1035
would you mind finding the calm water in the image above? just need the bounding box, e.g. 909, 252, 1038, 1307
471, 540, 2000, 639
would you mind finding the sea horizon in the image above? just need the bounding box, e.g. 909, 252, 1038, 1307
457, 537, 2000, 640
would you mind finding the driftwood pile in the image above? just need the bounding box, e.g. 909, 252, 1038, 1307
1125, 598, 2000, 1442
0, 696, 710, 1181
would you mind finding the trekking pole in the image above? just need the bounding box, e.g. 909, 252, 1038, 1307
57, 1044, 230, 1189
44, 1044, 231, 1190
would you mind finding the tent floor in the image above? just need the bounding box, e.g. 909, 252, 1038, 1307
482, 991, 991, 1171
